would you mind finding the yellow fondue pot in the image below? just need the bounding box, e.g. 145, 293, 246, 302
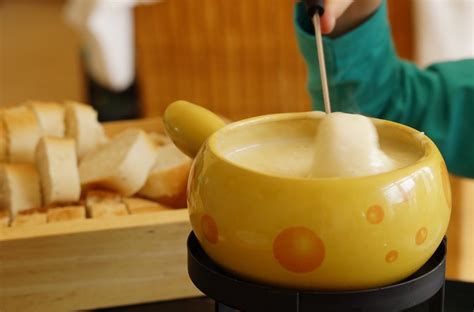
164, 100, 451, 290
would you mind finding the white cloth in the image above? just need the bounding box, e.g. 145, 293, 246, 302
64, 0, 157, 91
414, 0, 474, 67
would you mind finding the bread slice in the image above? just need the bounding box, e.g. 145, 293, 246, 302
3, 107, 42, 163
79, 129, 157, 196
138, 143, 191, 208
88, 203, 129, 218
65, 101, 106, 159
0, 164, 42, 218
0, 112, 7, 161
123, 197, 168, 215
86, 190, 122, 206
148, 132, 172, 146
47, 205, 86, 223
85, 190, 128, 218
27, 101, 65, 137
36, 137, 81, 206
0, 209, 10, 227
11, 208, 47, 227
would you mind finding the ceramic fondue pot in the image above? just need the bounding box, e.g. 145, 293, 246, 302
164, 100, 451, 290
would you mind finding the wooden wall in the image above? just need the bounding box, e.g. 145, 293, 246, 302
0, 0, 85, 107
135, 0, 311, 120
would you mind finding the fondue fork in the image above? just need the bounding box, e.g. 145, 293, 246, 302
302, 0, 332, 114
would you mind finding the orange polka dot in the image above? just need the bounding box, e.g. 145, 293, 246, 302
366, 205, 384, 224
201, 214, 218, 244
273, 227, 325, 273
440, 162, 451, 208
385, 250, 399, 263
416, 227, 428, 245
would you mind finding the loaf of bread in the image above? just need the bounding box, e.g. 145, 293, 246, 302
47, 205, 86, 223
36, 137, 81, 206
3, 107, 42, 163
65, 101, 106, 159
123, 197, 168, 214
27, 101, 65, 137
138, 143, 191, 208
0, 111, 7, 161
85, 190, 128, 218
0, 164, 42, 218
79, 129, 157, 196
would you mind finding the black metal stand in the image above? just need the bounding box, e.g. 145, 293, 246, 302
188, 232, 446, 312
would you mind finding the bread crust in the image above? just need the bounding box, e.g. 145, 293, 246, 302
0, 163, 42, 218
65, 101, 105, 159
27, 101, 65, 137
123, 197, 168, 214
0, 209, 10, 227
36, 137, 81, 206
47, 205, 86, 223
85, 190, 128, 218
138, 144, 191, 208
0, 112, 7, 161
79, 129, 157, 196
3, 107, 42, 163
11, 208, 47, 227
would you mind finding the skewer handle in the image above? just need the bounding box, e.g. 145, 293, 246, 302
303, 0, 324, 17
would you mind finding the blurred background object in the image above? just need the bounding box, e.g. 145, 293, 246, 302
63, 0, 158, 121
0, 0, 85, 107
65, 0, 159, 92
414, 0, 474, 67
1, 0, 473, 120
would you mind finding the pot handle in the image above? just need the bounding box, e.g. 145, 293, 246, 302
164, 100, 227, 158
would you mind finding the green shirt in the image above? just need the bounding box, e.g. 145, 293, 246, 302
294, 1, 474, 178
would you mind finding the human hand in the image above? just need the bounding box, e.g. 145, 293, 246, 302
320, 0, 382, 36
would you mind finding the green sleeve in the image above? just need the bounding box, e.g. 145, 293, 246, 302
294, 1, 474, 178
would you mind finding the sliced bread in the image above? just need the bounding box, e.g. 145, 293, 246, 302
36, 137, 81, 206
27, 101, 65, 137
0, 163, 42, 218
0, 112, 7, 161
79, 129, 157, 196
123, 197, 168, 214
3, 107, 42, 163
138, 143, 191, 208
11, 208, 47, 227
65, 101, 106, 159
86, 189, 122, 206
88, 203, 129, 218
85, 190, 128, 218
0, 209, 10, 227
148, 132, 172, 146
47, 205, 86, 223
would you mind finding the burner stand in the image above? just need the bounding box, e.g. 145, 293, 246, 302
187, 232, 446, 312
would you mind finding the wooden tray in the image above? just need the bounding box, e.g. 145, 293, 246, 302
0, 118, 200, 311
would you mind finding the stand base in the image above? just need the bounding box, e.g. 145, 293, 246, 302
188, 232, 446, 312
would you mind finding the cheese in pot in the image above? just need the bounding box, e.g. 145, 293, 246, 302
225, 113, 420, 178
309, 112, 397, 178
